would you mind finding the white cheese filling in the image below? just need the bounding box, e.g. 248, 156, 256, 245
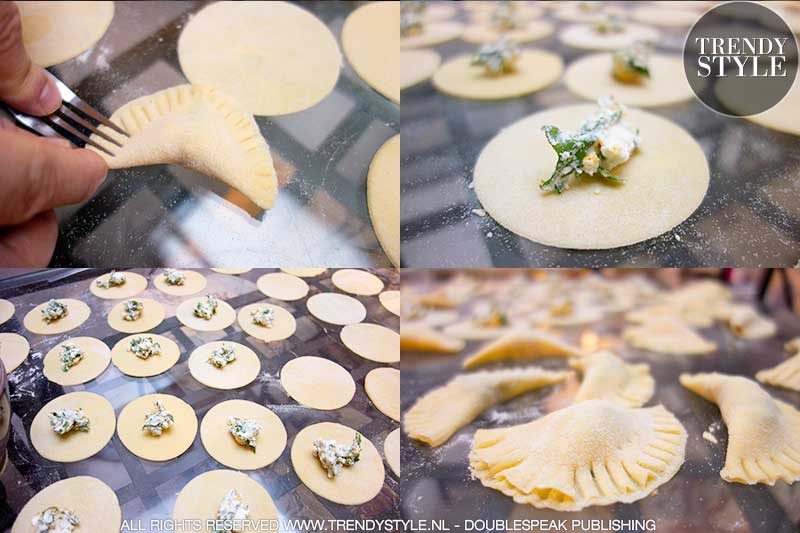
227, 416, 262, 452
312, 434, 363, 478
59, 343, 83, 372
49, 408, 90, 435
32, 506, 80, 533
142, 400, 174, 436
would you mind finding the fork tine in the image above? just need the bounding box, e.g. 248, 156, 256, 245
63, 99, 129, 137
55, 105, 123, 148
43, 114, 115, 157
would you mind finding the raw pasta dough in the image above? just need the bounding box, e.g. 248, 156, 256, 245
341, 323, 400, 363
291, 422, 384, 505
24, 299, 90, 335
473, 104, 709, 249
307, 293, 366, 325
632, 6, 699, 27
89, 271, 148, 299
281, 268, 326, 277
623, 318, 717, 355
384, 427, 400, 476
11, 477, 120, 533
462, 20, 554, 44
570, 351, 654, 407
365, 367, 400, 421
16, 1, 114, 67
342, 2, 399, 103
470, 400, 687, 510
717, 304, 777, 339
406, 367, 570, 447
401, 324, 465, 353
379, 290, 400, 316
44, 337, 110, 385
400, 22, 463, 49
332, 269, 385, 296
433, 50, 563, 100
367, 135, 401, 267
107, 298, 165, 333
30, 391, 115, 462
178, 1, 341, 116
188, 341, 261, 390
756, 353, 800, 392
176, 296, 236, 331
211, 268, 252, 275
559, 24, 660, 51
280, 356, 355, 410
463, 330, 582, 369
111, 333, 180, 377
400, 50, 441, 89
0, 299, 13, 325
256, 272, 309, 301
117, 393, 198, 461
200, 399, 286, 470
739, 77, 800, 136
237, 303, 296, 341
88, 85, 278, 210
0, 333, 30, 373
153, 269, 207, 296
442, 320, 519, 340
680, 373, 800, 485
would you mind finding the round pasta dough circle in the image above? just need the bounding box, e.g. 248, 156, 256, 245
307, 293, 366, 325
291, 422, 385, 505
257, 272, 309, 301
332, 269, 385, 296
379, 290, 400, 316
559, 24, 660, 51
280, 268, 327, 277
24, 299, 91, 335
153, 269, 208, 296
17, 1, 114, 68
462, 20, 554, 44
111, 334, 180, 377
564, 53, 694, 107
342, 2, 399, 103
341, 323, 400, 363
433, 50, 563, 100
44, 337, 110, 385
178, 1, 341, 116
30, 391, 115, 462
280, 356, 355, 410
11, 476, 121, 533
365, 367, 400, 421
384, 427, 400, 476
117, 394, 198, 461
0, 299, 14, 326
738, 79, 800, 136
172, 469, 278, 528
210, 268, 251, 275
108, 298, 165, 333
188, 341, 261, 390
89, 271, 148, 299
0, 333, 30, 373
367, 136, 400, 267
632, 6, 699, 27
400, 21, 463, 49
200, 399, 286, 470
176, 297, 236, 331
237, 303, 296, 341
473, 105, 710, 249
401, 50, 442, 89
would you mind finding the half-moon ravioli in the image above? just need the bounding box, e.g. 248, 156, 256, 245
405, 367, 570, 447
463, 330, 582, 369
623, 317, 716, 355
469, 399, 687, 510
570, 351, 654, 407
89, 85, 278, 210
756, 353, 800, 392
715, 305, 776, 340
680, 372, 800, 485
401, 324, 465, 353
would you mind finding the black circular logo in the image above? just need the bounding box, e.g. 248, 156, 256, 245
683, 1, 798, 117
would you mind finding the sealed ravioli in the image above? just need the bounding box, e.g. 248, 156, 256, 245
463, 330, 581, 369
570, 351, 654, 407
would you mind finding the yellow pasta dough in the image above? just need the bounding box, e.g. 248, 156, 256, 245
44, 337, 110, 385
280, 268, 327, 277
757, 353, 800, 392
462, 330, 582, 369
107, 298, 165, 334
379, 290, 400, 316
365, 367, 400, 421
570, 351, 654, 407
367, 135, 401, 267
342, 1, 399, 103
176, 296, 236, 331
153, 269, 208, 296
384, 427, 400, 476
117, 394, 198, 461
280, 356, 355, 410
237, 303, 297, 342
89, 271, 148, 299
307, 293, 366, 325
462, 20, 554, 44
188, 341, 261, 390
332, 269, 385, 296
716, 304, 777, 340
111, 334, 180, 378
559, 23, 660, 51
400, 50, 441, 89
401, 324, 464, 353
23, 299, 90, 335
400, 21, 463, 49
210, 268, 252, 275
341, 323, 400, 363
623, 317, 717, 355
256, 272, 309, 301
0, 299, 13, 326
0, 333, 30, 373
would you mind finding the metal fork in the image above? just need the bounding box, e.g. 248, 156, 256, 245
2, 71, 129, 156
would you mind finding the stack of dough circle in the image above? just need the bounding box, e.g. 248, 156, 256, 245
0, 333, 30, 373
188, 341, 261, 389
257, 272, 309, 301
342, 1, 399, 103
16, 1, 115, 68
176, 296, 236, 331
108, 298, 165, 333
23, 299, 91, 335
341, 323, 401, 363
281, 268, 327, 277
559, 24, 660, 51
210, 268, 251, 275
384, 427, 400, 476
365, 367, 400, 421
401, 50, 441, 89
0, 299, 14, 325
237, 303, 297, 341
367, 136, 400, 267
178, 0, 341, 116
111, 334, 180, 377
153, 269, 208, 296
379, 290, 400, 316
307, 293, 367, 325
173, 469, 278, 528
117, 393, 198, 461
44, 337, 111, 385
332, 269, 385, 296
291, 422, 385, 505
462, 20, 554, 44
90, 271, 148, 299
200, 399, 286, 470
280, 356, 355, 410
11, 476, 121, 533
30, 391, 115, 462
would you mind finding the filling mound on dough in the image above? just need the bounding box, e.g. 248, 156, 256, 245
613, 41, 651, 83
216, 489, 250, 529
208, 344, 237, 368
401, 10, 424, 37
49, 408, 90, 435
163, 269, 186, 286
474, 307, 509, 328
593, 12, 624, 34
491, 1, 520, 31
129, 336, 162, 360
312, 433, 363, 478
250, 306, 275, 328
96, 270, 127, 289
32, 506, 80, 533
540, 96, 640, 193
59, 343, 83, 372
41, 299, 68, 324
122, 299, 144, 322
142, 400, 174, 436
194, 295, 219, 320
228, 416, 262, 452
471, 37, 520, 75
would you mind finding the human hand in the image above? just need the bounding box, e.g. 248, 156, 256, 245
0, 2, 107, 266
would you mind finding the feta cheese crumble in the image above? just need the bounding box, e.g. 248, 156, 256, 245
471, 37, 520, 75
96, 270, 126, 289
128, 336, 161, 359
208, 344, 236, 368
122, 299, 143, 321
312, 434, 363, 478
163, 269, 186, 286
194, 295, 219, 320
49, 408, 90, 435
142, 400, 174, 436
613, 41, 651, 83
59, 343, 83, 372
32, 506, 80, 533
250, 306, 274, 328
227, 416, 262, 453
41, 300, 68, 324
215, 489, 249, 532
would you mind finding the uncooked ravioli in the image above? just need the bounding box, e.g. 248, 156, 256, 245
332, 269, 385, 296
341, 323, 400, 363
307, 293, 366, 325
111, 333, 180, 377
462, 20, 554, 44
473, 104, 709, 249
11, 477, 120, 533
30, 391, 115, 462
401, 50, 441, 89
433, 50, 563, 100
23, 299, 91, 335
107, 298, 165, 333
89, 271, 148, 299
342, 2, 399, 103
44, 337, 110, 385
237, 303, 296, 341
564, 53, 695, 107
176, 296, 236, 331
291, 422, 385, 505
400, 22, 463, 49
0, 299, 14, 325
16, 1, 114, 67
379, 290, 400, 316
384, 427, 400, 476
178, 1, 341, 116
257, 272, 309, 301
367, 135, 400, 267
188, 341, 261, 390
117, 393, 198, 461
200, 399, 286, 470
0, 333, 30, 373
280, 356, 355, 410
365, 367, 400, 421
559, 24, 660, 51
153, 269, 208, 296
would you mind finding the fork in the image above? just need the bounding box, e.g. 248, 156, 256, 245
2, 71, 129, 156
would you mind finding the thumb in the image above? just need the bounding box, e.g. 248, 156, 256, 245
0, 2, 61, 115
